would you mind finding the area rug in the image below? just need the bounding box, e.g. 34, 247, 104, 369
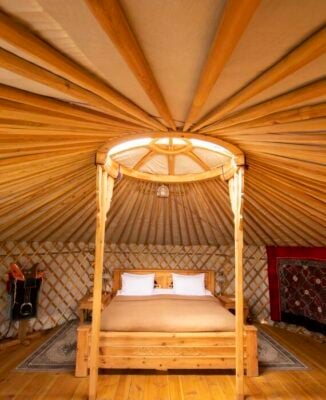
16, 321, 308, 372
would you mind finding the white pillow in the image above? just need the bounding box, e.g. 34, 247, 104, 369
172, 273, 206, 296
117, 288, 213, 296
120, 273, 154, 296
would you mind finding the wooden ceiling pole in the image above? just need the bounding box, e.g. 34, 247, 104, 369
228, 166, 245, 400
134, 150, 155, 170
86, 0, 176, 129
0, 99, 123, 131
203, 102, 326, 135
183, 0, 260, 131
168, 155, 175, 175
0, 10, 167, 131
186, 151, 210, 171
199, 78, 326, 132
0, 49, 156, 130
89, 165, 116, 400
0, 84, 150, 130
192, 26, 326, 131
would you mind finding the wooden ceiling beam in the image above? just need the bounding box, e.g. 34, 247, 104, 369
183, 0, 260, 131
247, 156, 325, 192
0, 9, 166, 131
1, 177, 95, 240
192, 26, 326, 131
86, 0, 176, 130
215, 119, 326, 138
247, 173, 326, 227
248, 162, 326, 203
0, 124, 131, 139
245, 152, 325, 182
202, 103, 326, 134
0, 129, 119, 140
0, 84, 149, 130
0, 169, 94, 230
0, 48, 157, 129
186, 151, 210, 171
133, 150, 155, 170
30, 189, 95, 242
227, 133, 326, 145
240, 143, 325, 164
200, 78, 326, 132
245, 184, 320, 246
0, 99, 127, 130
168, 155, 174, 175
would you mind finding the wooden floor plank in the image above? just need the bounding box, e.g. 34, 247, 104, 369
0, 325, 325, 399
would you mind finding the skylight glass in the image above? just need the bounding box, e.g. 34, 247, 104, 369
190, 139, 232, 156
109, 137, 232, 158
108, 138, 152, 155
173, 138, 187, 145
155, 138, 169, 145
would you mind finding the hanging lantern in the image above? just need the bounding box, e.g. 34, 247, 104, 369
157, 184, 169, 198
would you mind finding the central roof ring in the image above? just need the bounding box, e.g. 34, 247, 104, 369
97, 132, 244, 183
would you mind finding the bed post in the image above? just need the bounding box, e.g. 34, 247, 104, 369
88, 164, 115, 400
229, 165, 245, 400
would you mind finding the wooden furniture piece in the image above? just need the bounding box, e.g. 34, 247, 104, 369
75, 269, 258, 379
88, 147, 247, 399
78, 293, 111, 323
218, 295, 249, 322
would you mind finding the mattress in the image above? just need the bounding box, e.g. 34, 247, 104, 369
100, 294, 235, 332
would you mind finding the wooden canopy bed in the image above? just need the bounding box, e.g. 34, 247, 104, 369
82, 134, 251, 400
76, 269, 258, 377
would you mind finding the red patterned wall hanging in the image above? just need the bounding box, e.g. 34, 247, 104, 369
267, 247, 326, 334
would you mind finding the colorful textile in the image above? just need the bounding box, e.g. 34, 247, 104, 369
267, 247, 326, 334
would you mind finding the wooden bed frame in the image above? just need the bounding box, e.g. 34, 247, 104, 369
75, 269, 258, 378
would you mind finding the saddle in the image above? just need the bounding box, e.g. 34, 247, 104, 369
7, 263, 44, 320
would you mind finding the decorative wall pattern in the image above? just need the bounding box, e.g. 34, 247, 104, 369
0, 242, 269, 338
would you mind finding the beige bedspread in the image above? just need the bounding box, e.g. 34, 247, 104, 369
100, 295, 235, 332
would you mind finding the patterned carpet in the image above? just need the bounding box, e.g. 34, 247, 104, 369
17, 321, 308, 372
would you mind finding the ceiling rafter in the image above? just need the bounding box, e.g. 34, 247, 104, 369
215, 119, 326, 138
0, 2, 324, 246
0, 48, 157, 129
191, 26, 326, 131
134, 150, 155, 170
183, 0, 260, 131
239, 142, 325, 164
199, 78, 326, 132
168, 155, 174, 175
0, 121, 133, 137
86, 0, 176, 130
0, 98, 128, 131
186, 151, 210, 171
202, 103, 326, 134
0, 84, 149, 130
0, 9, 167, 131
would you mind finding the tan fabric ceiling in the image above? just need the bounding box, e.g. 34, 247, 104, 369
0, 0, 325, 246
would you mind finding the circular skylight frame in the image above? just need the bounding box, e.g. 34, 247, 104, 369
97, 132, 244, 183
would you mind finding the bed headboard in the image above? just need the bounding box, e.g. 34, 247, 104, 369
112, 269, 215, 294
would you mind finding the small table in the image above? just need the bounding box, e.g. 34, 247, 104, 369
217, 294, 249, 322
78, 293, 111, 323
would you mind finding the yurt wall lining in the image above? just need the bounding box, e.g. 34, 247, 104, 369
0, 242, 269, 338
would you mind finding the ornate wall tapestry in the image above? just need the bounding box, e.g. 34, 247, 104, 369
267, 247, 326, 334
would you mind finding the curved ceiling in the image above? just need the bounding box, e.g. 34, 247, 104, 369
0, 0, 325, 246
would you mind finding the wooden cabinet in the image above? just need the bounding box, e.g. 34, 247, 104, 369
78, 293, 111, 323
217, 295, 249, 321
